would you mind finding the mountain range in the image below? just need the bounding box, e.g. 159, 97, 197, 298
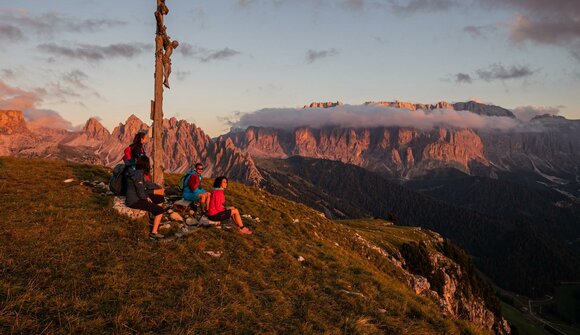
2, 99, 579, 297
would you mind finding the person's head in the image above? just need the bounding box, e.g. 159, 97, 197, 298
194, 163, 204, 174
213, 176, 228, 189
171, 40, 179, 49
133, 131, 147, 145
135, 156, 151, 175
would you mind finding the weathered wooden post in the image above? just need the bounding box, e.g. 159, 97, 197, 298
151, 0, 178, 185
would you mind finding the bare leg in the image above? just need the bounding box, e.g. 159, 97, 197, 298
151, 214, 162, 234
205, 193, 211, 212
230, 208, 243, 227
198, 193, 210, 212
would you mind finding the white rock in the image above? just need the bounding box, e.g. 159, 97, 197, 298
112, 196, 147, 220
63, 178, 74, 183
199, 216, 210, 227
204, 251, 223, 258
293, 219, 300, 223
297, 256, 305, 262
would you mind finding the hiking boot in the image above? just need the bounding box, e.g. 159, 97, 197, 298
149, 232, 165, 240
239, 226, 252, 235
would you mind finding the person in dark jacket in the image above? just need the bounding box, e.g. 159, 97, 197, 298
121, 131, 148, 195
123, 131, 148, 166
126, 156, 165, 239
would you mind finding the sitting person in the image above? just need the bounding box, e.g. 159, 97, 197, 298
183, 163, 210, 213
207, 176, 252, 235
121, 131, 149, 195
123, 131, 148, 166
125, 156, 165, 240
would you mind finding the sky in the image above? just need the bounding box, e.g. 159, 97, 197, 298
0, 0, 579, 136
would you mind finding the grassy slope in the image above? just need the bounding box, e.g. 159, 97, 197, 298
0, 157, 489, 334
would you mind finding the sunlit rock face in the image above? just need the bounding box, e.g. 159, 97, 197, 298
0, 110, 29, 135
226, 125, 489, 177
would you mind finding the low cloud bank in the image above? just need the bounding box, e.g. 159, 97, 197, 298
232, 104, 521, 131
512, 105, 560, 122
0, 80, 73, 130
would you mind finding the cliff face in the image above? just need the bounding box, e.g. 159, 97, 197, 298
363, 100, 515, 118
354, 230, 510, 334
227, 126, 489, 177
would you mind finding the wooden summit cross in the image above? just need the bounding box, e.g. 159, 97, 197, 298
151, 0, 179, 185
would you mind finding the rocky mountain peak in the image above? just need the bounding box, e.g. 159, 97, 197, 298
305, 101, 344, 109
82, 117, 110, 140
0, 110, 29, 135
452, 101, 515, 118
530, 114, 567, 121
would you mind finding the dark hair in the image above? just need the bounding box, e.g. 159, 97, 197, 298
132, 131, 147, 146
135, 155, 151, 176
213, 176, 228, 188
195, 163, 203, 169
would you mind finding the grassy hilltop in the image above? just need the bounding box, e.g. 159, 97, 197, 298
0, 157, 492, 334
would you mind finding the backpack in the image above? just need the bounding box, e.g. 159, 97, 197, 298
178, 170, 195, 193
109, 163, 126, 195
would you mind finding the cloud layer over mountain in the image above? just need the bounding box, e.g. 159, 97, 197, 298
232, 104, 520, 131
0, 80, 73, 130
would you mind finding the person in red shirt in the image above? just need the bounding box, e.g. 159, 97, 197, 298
207, 176, 252, 235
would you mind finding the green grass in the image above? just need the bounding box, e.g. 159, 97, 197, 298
500, 303, 548, 335
0, 157, 493, 334
533, 284, 580, 335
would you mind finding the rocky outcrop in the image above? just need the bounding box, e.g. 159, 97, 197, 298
305, 101, 344, 109
0, 110, 29, 135
352, 232, 509, 334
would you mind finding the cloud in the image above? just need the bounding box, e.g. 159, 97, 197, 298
307, 48, 339, 63
477, 0, 580, 60
200, 48, 241, 62
178, 43, 241, 62
37, 43, 150, 62
0, 24, 23, 41
237, 0, 456, 14
476, 63, 536, 81
454, 73, 473, 84
512, 105, 560, 122
462, 25, 497, 38
174, 71, 191, 81
385, 0, 456, 14
62, 70, 89, 90
373, 36, 389, 44
0, 10, 126, 37
0, 79, 73, 130
1, 69, 15, 79
231, 104, 520, 131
